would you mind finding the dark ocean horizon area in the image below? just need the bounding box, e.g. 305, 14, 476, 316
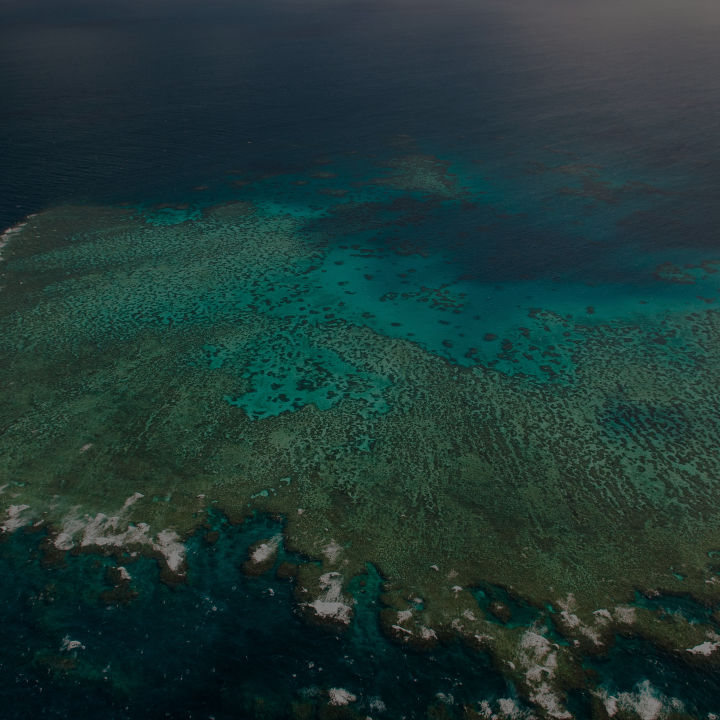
2, 0, 720, 230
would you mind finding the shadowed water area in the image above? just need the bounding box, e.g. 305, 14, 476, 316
2, 0, 720, 717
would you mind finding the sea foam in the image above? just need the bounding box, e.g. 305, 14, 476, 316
0, 216, 33, 262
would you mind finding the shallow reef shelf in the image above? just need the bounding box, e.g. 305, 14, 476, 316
2, 151, 720, 718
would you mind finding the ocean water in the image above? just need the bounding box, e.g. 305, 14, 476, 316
0, 514, 521, 719
2, 0, 720, 717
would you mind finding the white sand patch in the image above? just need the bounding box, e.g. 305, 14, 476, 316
602, 693, 619, 717
397, 609, 413, 623
305, 572, 353, 625
517, 631, 570, 719
322, 540, 342, 564
557, 593, 577, 616
687, 640, 720, 656
479, 700, 494, 718
122, 492, 144, 510
53, 494, 185, 575
420, 626, 437, 640
519, 632, 557, 684
557, 593, 600, 642
580, 625, 603, 645
1, 504, 31, 533
596, 680, 683, 720
529, 682, 571, 720
55, 511, 87, 550
498, 697, 521, 718
79, 443, 94, 453
116, 566, 132, 581
251, 535, 281, 564
556, 603, 605, 645
369, 697, 386, 713
0, 220, 28, 261
614, 606, 637, 624
474, 633, 494, 646
478, 698, 529, 719
80, 513, 151, 549
154, 529, 185, 573
559, 609, 581, 628
463, 609, 476, 621
392, 624, 413, 636
328, 688, 356, 706
558, 594, 608, 645
61, 635, 85, 652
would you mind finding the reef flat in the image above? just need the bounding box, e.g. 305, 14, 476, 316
2, 151, 720, 718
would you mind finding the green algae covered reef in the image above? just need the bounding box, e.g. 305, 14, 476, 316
2, 154, 720, 718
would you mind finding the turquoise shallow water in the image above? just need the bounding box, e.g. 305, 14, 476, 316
147, 150, 719, 390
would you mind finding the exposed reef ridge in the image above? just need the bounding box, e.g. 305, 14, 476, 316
0, 215, 34, 265
2, 152, 720, 717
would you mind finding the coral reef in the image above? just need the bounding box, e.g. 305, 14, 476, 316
2, 153, 720, 716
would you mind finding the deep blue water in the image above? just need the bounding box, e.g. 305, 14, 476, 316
0, 515, 519, 719
2, 0, 720, 239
